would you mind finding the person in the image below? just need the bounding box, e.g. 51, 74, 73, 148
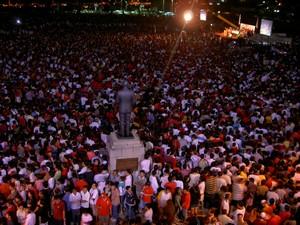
174, 187, 183, 220
89, 183, 99, 217
190, 184, 200, 216
117, 81, 135, 137
69, 188, 81, 225
16, 203, 27, 225
24, 206, 36, 225
162, 199, 176, 225
80, 186, 91, 210
80, 208, 93, 225
51, 194, 66, 225
143, 204, 153, 225
182, 186, 191, 221
232, 202, 246, 225
111, 183, 120, 223
157, 188, 172, 215
96, 192, 112, 225
221, 193, 231, 215
205, 171, 218, 208
218, 209, 234, 225
140, 181, 154, 210
124, 186, 136, 223
35, 192, 49, 225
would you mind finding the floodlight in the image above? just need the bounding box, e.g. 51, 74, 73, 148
183, 10, 193, 23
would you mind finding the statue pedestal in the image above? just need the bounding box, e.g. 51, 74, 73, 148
108, 130, 145, 171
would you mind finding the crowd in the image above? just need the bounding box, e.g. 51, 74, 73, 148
0, 19, 300, 225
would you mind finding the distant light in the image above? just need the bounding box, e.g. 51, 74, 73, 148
217, 3, 220, 5
16, 19, 22, 25
218, 11, 221, 14
209, 2, 213, 5
183, 10, 193, 23
210, 23, 213, 26
262, 1, 265, 3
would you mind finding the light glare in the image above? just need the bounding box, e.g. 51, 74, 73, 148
183, 10, 193, 23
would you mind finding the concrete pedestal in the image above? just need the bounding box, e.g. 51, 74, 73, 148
108, 130, 145, 171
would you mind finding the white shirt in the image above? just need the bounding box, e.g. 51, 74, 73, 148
175, 180, 184, 190
48, 177, 55, 190
125, 174, 132, 187
24, 212, 36, 225
140, 159, 151, 173
158, 191, 172, 208
81, 191, 91, 208
89, 188, 99, 205
150, 175, 159, 194
69, 192, 81, 210
232, 207, 245, 225
160, 175, 169, 188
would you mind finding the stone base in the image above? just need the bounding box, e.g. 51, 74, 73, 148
108, 130, 145, 171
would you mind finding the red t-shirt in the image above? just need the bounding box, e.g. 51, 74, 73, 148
96, 196, 112, 216
52, 200, 65, 220
182, 191, 191, 209
267, 215, 282, 225
278, 211, 291, 222
142, 186, 154, 203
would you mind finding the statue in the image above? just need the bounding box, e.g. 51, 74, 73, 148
117, 81, 134, 138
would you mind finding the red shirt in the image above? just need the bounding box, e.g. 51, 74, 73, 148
267, 215, 282, 225
52, 200, 65, 220
142, 185, 154, 203
96, 196, 112, 216
182, 191, 191, 209
278, 211, 291, 222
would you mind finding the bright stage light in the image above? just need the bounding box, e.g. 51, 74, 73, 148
183, 10, 193, 23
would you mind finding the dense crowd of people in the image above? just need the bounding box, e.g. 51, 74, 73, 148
0, 19, 300, 225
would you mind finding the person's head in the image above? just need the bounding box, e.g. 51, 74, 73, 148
101, 192, 107, 198
139, 170, 145, 177
126, 186, 132, 193
144, 204, 151, 210
91, 182, 97, 189
82, 186, 88, 193
72, 188, 77, 194
284, 205, 290, 211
